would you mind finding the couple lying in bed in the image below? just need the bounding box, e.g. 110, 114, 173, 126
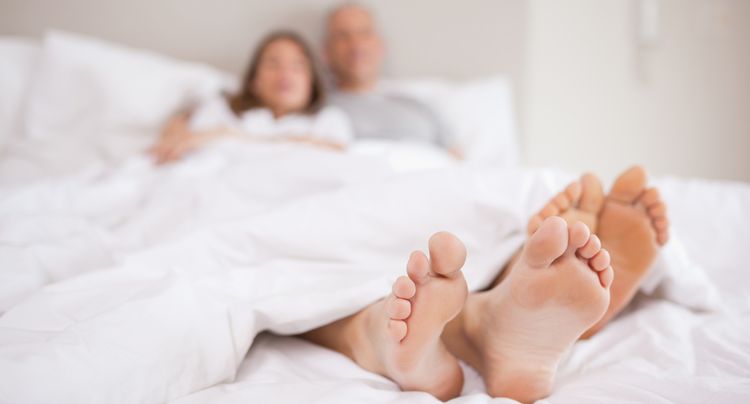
149, 3, 456, 163
147, 5, 671, 403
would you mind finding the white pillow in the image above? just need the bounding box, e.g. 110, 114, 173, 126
0, 37, 40, 145
25, 31, 236, 139
380, 76, 519, 166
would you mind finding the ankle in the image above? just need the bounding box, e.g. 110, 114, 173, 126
339, 307, 379, 369
445, 294, 490, 371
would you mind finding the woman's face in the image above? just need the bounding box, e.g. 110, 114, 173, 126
252, 38, 312, 116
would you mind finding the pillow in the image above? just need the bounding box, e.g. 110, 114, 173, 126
380, 76, 520, 166
24, 31, 236, 139
0, 37, 40, 146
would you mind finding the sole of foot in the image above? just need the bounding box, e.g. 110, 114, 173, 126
527, 172, 604, 235
467, 217, 612, 402
356, 231, 469, 401
581, 165, 669, 338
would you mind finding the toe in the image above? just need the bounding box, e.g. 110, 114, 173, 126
657, 230, 670, 245
639, 187, 662, 207
567, 221, 591, 250
648, 201, 667, 218
428, 231, 467, 277
579, 173, 604, 213
553, 192, 572, 211
388, 319, 407, 342
387, 296, 412, 320
599, 266, 614, 288
540, 203, 560, 218
653, 217, 669, 231
589, 249, 611, 272
406, 251, 431, 284
524, 216, 569, 268
527, 214, 544, 235
531, 181, 581, 234
393, 275, 416, 299
564, 180, 582, 203
609, 166, 647, 204
577, 234, 601, 259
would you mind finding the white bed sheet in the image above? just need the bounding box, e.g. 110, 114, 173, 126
170, 173, 750, 404
0, 139, 748, 404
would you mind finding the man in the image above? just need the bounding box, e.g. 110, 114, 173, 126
324, 3, 463, 157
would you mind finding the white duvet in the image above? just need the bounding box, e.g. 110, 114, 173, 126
0, 140, 748, 404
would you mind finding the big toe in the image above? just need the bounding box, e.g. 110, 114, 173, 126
428, 231, 467, 277
579, 172, 604, 213
524, 216, 569, 268
609, 166, 647, 204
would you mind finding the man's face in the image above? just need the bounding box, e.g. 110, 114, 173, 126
325, 6, 384, 89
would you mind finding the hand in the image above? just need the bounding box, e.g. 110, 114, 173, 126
147, 113, 197, 164
147, 133, 198, 165
447, 146, 464, 160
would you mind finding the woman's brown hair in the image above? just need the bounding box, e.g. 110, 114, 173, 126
226, 30, 326, 116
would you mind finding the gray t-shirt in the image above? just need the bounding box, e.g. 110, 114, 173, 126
328, 91, 451, 148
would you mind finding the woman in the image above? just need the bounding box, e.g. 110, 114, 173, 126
149, 31, 351, 164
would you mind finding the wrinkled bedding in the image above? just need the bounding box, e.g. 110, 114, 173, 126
0, 140, 748, 404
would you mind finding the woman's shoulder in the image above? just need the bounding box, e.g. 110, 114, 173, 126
188, 94, 239, 131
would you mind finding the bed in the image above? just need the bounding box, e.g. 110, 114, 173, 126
0, 32, 748, 404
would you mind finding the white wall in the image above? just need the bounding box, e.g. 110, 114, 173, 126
1, 0, 748, 182
0, 0, 528, 152
522, 0, 750, 182
0, 0, 526, 81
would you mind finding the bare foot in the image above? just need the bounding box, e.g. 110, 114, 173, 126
527, 173, 604, 234
486, 172, 603, 288
581, 166, 669, 338
447, 217, 612, 402
349, 232, 469, 400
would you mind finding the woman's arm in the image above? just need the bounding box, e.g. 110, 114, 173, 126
148, 113, 239, 164
149, 115, 348, 164
148, 112, 189, 164
274, 107, 350, 152
278, 135, 347, 152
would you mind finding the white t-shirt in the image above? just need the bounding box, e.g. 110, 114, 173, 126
188, 96, 353, 145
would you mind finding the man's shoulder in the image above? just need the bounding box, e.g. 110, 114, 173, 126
327, 89, 380, 109
328, 89, 374, 99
